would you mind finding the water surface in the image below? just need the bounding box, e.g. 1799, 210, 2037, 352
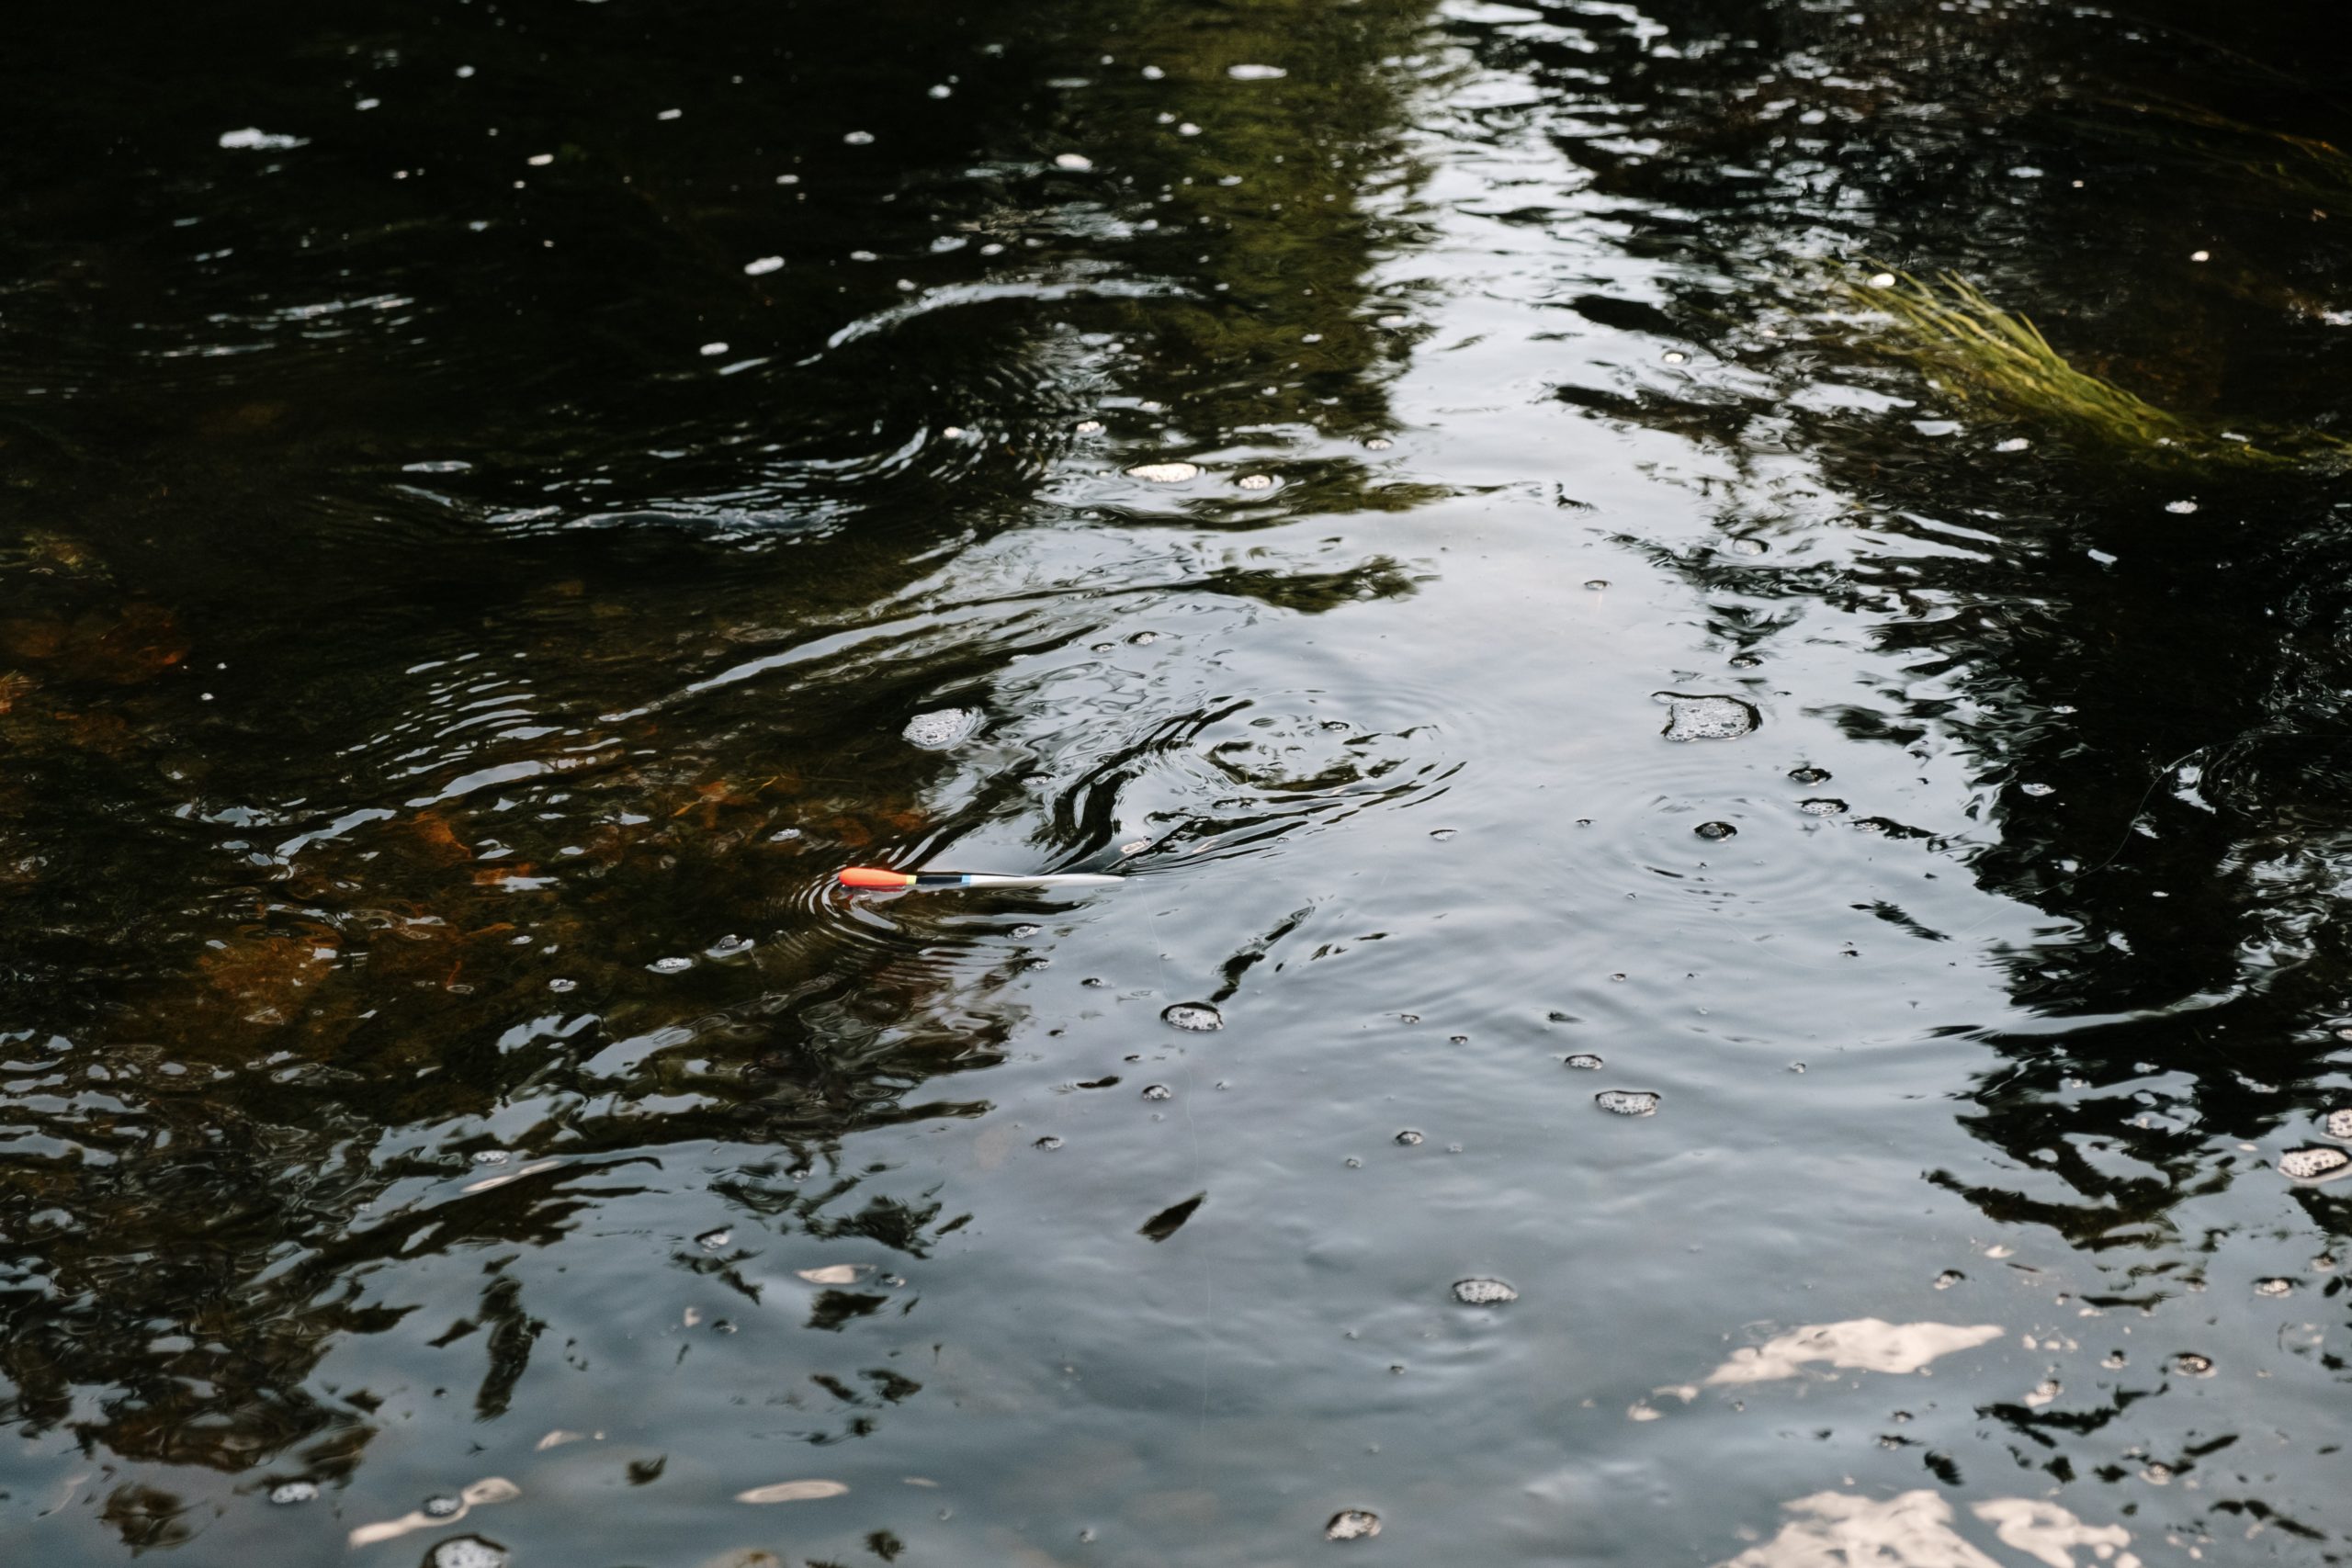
5, 1, 2352, 1563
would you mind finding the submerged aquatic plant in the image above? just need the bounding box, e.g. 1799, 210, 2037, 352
2085, 95, 2352, 212
1841, 268, 2350, 468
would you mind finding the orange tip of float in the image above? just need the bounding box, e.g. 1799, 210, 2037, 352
838, 866, 917, 889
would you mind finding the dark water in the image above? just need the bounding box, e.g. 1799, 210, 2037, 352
6, 1, 2352, 1563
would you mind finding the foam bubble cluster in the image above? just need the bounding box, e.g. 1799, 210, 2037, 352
1452, 1278, 1518, 1305
427, 1539, 510, 1568
902, 707, 980, 749
2281, 1145, 2350, 1181
1656, 693, 1759, 741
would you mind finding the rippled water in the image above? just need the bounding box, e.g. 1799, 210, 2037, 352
6, 1, 2352, 1563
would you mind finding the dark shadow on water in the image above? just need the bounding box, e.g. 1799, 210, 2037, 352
0, 0, 1442, 1509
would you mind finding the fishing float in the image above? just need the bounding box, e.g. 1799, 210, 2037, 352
837, 866, 1125, 893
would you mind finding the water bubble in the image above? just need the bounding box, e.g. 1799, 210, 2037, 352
903, 707, 980, 749
743, 255, 785, 276
2280, 1145, 2350, 1181
698, 342, 729, 357
2165, 499, 2198, 514
2254, 1277, 2293, 1297
707, 934, 754, 958
220, 127, 310, 152
2102, 1350, 2127, 1369
548, 977, 577, 993
1656, 693, 1759, 741
1141, 1084, 1172, 1101
2018, 782, 2054, 796
268, 1482, 318, 1505
428, 1539, 510, 1568
1797, 798, 1847, 816
1227, 63, 1288, 79
470, 1150, 509, 1167
1236, 473, 1275, 490
1934, 1270, 1963, 1290
1053, 152, 1094, 171
1452, 1278, 1518, 1305
1126, 461, 1200, 483
2172, 1352, 2214, 1377
1662, 350, 1688, 364
1177, 122, 1202, 136
928, 83, 952, 98
1325, 1509, 1381, 1541
1728, 652, 1762, 669
1394, 1129, 1424, 1146
1594, 1089, 1659, 1116
1583, 580, 1610, 591
2140, 1462, 2174, 1485
1343, 1156, 1363, 1168
2326, 1109, 2352, 1140
1730, 537, 1767, 556
696, 1228, 733, 1252
1867, 272, 1897, 288
1429, 828, 1457, 840
843, 130, 875, 145
1363, 436, 1393, 450
1012, 923, 1042, 938
1376, 314, 1408, 328
1127, 630, 1158, 645
1075, 420, 1103, 434
1564, 1054, 1603, 1070
424, 1495, 464, 1519
1162, 1002, 1224, 1032
1035, 1135, 1063, 1151
647, 955, 694, 974
1995, 436, 2030, 452
1788, 766, 1831, 784
1693, 821, 1736, 840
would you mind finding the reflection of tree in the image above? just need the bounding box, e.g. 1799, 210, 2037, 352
1442, 1, 2352, 1244
0, 0, 1444, 1491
